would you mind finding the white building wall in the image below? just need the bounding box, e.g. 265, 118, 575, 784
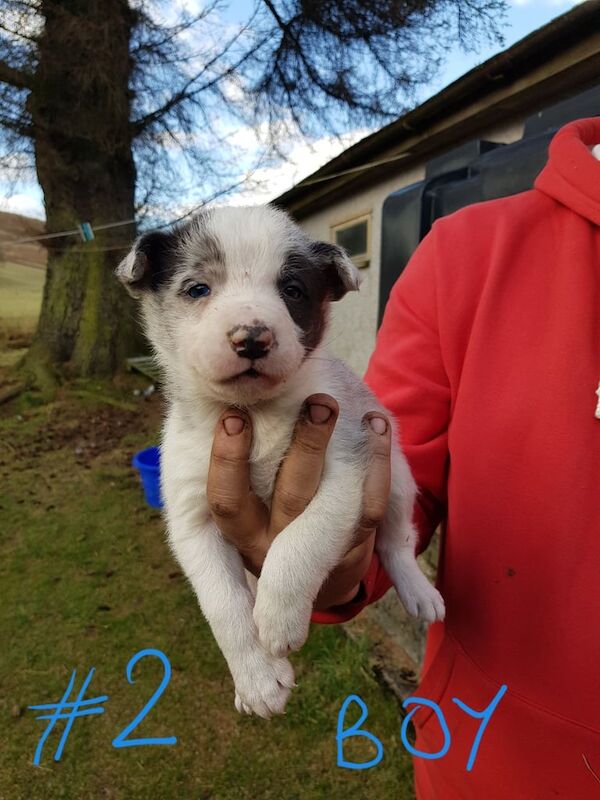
299, 119, 525, 376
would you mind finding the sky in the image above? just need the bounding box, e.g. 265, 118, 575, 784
0, 0, 586, 222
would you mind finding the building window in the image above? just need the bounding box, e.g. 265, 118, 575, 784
331, 213, 371, 268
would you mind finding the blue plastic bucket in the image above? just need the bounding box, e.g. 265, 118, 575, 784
132, 446, 163, 509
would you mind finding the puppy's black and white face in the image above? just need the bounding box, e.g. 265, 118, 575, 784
116, 205, 360, 404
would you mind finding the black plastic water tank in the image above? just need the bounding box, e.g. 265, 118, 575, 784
379, 84, 599, 323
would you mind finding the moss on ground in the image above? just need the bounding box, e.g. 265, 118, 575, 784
0, 383, 415, 800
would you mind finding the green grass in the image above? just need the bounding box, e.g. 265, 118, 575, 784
0, 261, 44, 323
0, 384, 415, 800
0, 261, 44, 367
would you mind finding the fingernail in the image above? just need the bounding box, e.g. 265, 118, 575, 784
309, 403, 332, 424
368, 416, 387, 435
223, 415, 245, 435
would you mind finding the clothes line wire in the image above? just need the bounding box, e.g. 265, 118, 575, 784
1, 147, 412, 248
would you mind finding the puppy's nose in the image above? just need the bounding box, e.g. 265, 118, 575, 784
228, 323, 273, 360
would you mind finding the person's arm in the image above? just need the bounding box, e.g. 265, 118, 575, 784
313, 224, 452, 623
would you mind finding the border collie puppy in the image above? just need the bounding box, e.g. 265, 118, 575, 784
116, 205, 444, 718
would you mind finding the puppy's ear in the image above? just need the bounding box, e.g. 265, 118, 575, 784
310, 241, 362, 301
115, 230, 177, 298
115, 244, 148, 299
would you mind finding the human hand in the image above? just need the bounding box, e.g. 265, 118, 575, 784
206, 394, 391, 611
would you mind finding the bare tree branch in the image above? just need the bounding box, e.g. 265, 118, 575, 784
0, 57, 32, 90
0, 20, 38, 43
0, 113, 33, 137
130, 5, 218, 59
131, 10, 262, 135
0, 0, 509, 219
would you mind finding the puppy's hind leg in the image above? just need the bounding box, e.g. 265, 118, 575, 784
377, 466, 445, 623
168, 517, 296, 717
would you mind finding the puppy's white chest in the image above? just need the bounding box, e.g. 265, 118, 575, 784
249, 435, 291, 505
249, 459, 279, 506
248, 412, 296, 505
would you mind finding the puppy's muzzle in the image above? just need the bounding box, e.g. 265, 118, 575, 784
228, 321, 274, 360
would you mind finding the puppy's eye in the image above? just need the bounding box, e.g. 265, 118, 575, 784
282, 283, 304, 301
186, 283, 211, 299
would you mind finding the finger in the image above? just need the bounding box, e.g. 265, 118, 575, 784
314, 533, 376, 610
313, 412, 391, 611
207, 409, 267, 551
269, 394, 339, 537
353, 413, 392, 546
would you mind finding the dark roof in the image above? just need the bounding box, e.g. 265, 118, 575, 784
275, 0, 600, 217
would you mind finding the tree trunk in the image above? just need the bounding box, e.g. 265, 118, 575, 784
23, 0, 145, 386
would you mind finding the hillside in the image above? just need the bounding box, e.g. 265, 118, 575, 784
0, 210, 46, 270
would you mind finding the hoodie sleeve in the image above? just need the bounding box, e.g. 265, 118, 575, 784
311, 223, 451, 625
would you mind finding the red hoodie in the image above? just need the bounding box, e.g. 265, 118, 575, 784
314, 118, 600, 798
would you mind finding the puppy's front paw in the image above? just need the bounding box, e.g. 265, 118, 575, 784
396, 570, 445, 623
253, 582, 311, 657
232, 646, 295, 718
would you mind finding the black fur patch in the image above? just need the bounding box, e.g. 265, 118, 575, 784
308, 241, 353, 301
278, 250, 333, 353
127, 211, 224, 293
135, 229, 180, 292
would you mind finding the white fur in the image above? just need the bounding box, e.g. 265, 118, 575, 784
118, 205, 444, 717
